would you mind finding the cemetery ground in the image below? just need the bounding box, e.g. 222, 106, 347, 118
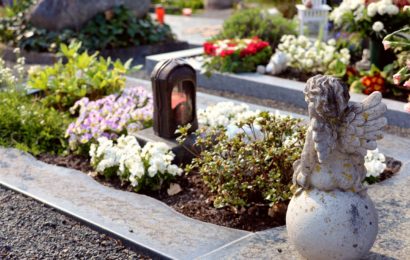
1, 1, 410, 259
0, 77, 409, 259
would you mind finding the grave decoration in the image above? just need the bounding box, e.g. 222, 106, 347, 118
151, 58, 198, 138
286, 75, 386, 259
135, 58, 198, 164
296, 0, 331, 40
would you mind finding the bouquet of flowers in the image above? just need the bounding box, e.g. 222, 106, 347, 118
330, 0, 410, 39
383, 26, 410, 112
203, 37, 272, 73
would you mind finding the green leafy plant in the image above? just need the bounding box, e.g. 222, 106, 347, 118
0, 89, 70, 155
27, 41, 139, 111
78, 6, 174, 50
178, 112, 306, 208
0, 5, 174, 53
214, 8, 297, 48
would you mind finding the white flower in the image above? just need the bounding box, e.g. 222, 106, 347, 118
367, 3, 378, 17
90, 135, 182, 190
372, 21, 384, 32
327, 39, 336, 46
386, 4, 399, 15
364, 149, 386, 178
377, 4, 388, 15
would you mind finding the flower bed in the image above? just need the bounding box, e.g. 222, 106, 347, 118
34, 100, 403, 231
203, 38, 271, 73
0, 40, 403, 232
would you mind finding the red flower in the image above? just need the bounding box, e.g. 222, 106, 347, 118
203, 42, 216, 56
220, 49, 234, 57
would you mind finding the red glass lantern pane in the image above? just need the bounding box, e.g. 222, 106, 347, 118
171, 81, 193, 126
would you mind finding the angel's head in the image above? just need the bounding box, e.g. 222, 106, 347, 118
304, 75, 350, 121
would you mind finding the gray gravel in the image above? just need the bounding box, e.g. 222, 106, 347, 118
0, 185, 153, 260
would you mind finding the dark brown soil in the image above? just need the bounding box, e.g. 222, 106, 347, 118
35, 154, 402, 232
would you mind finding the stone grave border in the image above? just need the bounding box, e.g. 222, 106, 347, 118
145, 48, 410, 128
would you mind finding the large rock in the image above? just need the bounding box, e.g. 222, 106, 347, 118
27, 0, 151, 31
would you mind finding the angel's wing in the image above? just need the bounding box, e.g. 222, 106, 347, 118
339, 92, 387, 156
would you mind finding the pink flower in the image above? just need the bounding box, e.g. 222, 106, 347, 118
404, 102, 410, 113
407, 59, 410, 69
393, 73, 401, 85
382, 41, 390, 50
404, 80, 410, 89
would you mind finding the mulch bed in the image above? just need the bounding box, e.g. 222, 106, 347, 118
35, 154, 402, 232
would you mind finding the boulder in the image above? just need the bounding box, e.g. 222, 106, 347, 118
27, 0, 151, 31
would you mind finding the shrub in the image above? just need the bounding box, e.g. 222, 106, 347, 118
203, 37, 272, 73
27, 41, 138, 111
215, 9, 297, 48
179, 112, 306, 208
90, 135, 183, 191
0, 89, 70, 155
66, 87, 153, 154
0, 5, 174, 52
78, 6, 174, 50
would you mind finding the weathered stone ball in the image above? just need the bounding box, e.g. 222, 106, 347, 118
286, 189, 378, 260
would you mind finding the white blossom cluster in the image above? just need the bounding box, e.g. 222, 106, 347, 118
364, 148, 387, 178
0, 48, 25, 89
277, 35, 350, 74
197, 102, 260, 127
90, 135, 182, 189
331, 0, 401, 33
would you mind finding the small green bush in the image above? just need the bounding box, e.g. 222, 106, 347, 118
78, 6, 174, 50
215, 9, 297, 48
28, 41, 138, 111
180, 112, 306, 208
0, 89, 70, 155
0, 5, 174, 53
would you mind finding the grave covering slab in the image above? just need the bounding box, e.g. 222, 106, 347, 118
0, 148, 249, 259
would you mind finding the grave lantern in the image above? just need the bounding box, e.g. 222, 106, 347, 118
151, 58, 198, 139
296, 0, 331, 41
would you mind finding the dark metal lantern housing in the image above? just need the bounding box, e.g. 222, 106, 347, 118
151, 58, 198, 138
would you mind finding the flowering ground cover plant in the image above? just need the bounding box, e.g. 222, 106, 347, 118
90, 135, 182, 191
277, 35, 351, 76
28, 41, 139, 111
203, 37, 272, 73
197, 101, 260, 127
66, 87, 153, 154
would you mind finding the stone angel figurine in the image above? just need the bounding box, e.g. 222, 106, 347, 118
292, 75, 387, 194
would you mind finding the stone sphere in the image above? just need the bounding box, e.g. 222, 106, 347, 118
286, 189, 378, 260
